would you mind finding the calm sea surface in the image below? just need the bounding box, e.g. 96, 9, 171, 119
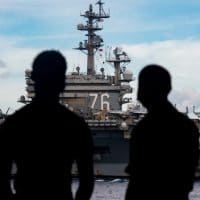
72, 179, 200, 200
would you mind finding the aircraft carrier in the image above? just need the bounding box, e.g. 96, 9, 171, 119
18, 0, 144, 177
18, 0, 200, 177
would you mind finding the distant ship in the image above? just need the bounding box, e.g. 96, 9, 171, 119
18, 0, 200, 178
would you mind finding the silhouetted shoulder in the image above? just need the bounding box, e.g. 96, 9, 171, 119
0, 108, 22, 136
9, 103, 85, 123
175, 110, 199, 134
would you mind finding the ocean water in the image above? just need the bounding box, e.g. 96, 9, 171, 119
72, 179, 200, 200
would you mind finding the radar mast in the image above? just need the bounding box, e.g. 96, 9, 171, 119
75, 0, 110, 75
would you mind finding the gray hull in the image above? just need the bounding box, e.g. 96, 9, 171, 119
94, 163, 128, 177
92, 129, 129, 177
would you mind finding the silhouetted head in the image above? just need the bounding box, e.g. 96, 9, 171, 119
137, 64, 172, 109
31, 50, 67, 100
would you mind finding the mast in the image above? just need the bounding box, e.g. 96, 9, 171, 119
107, 47, 131, 85
75, 0, 109, 75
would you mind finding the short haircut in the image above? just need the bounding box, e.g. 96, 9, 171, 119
31, 50, 67, 84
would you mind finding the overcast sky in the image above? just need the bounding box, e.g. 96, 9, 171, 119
0, 0, 200, 113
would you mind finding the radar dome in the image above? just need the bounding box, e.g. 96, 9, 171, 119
123, 69, 133, 81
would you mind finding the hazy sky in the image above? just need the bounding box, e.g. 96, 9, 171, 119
0, 0, 200, 113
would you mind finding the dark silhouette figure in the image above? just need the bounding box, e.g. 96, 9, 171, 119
125, 64, 199, 200
0, 50, 94, 200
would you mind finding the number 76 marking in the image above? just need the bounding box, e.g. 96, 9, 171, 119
89, 93, 110, 110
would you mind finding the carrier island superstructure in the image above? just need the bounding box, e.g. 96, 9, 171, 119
20, 1, 145, 177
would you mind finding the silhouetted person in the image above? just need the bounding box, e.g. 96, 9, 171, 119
125, 64, 199, 200
0, 50, 94, 200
